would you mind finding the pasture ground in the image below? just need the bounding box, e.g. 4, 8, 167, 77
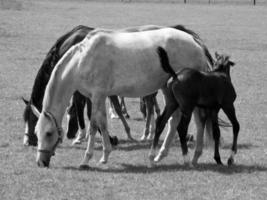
0, 0, 267, 199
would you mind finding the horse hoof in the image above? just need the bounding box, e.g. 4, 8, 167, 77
192, 158, 199, 166
184, 162, 193, 168
127, 136, 137, 142
79, 164, 90, 170
110, 113, 119, 119
99, 158, 107, 164
110, 136, 119, 146
227, 157, 234, 166
154, 151, 167, 163
72, 140, 82, 145
148, 153, 155, 162
140, 135, 147, 142
146, 134, 154, 140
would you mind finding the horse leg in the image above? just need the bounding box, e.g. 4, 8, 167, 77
80, 95, 112, 166
141, 95, 154, 141
109, 96, 132, 141
177, 113, 192, 166
149, 86, 179, 163
147, 107, 156, 140
72, 93, 87, 145
222, 104, 240, 166
140, 97, 147, 120
212, 111, 223, 165
192, 108, 207, 165
153, 95, 161, 118
147, 93, 158, 140
87, 97, 119, 146
66, 95, 78, 139
108, 98, 118, 119
120, 97, 130, 118
153, 109, 180, 163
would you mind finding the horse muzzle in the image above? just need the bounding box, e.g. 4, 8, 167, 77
36, 151, 52, 168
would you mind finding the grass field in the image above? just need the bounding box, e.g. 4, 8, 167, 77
0, 0, 267, 199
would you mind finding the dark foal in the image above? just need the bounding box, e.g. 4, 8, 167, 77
153, 47, 240, 166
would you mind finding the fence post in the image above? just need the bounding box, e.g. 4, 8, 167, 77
184, 0, 186, 4
253, 0, 256, 5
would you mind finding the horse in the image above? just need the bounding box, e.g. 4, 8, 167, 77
34, 27, 214, 168
154, 47, 240, 166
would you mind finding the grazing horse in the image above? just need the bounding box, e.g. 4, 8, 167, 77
34, 27, 214, 168
154, 48, 240, 166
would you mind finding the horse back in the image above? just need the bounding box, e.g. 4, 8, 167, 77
74, 28, 210, 97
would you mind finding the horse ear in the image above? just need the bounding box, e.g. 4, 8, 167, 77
30, 104, 41, 118
21, 97, 29, 105
229, 61, 235, 67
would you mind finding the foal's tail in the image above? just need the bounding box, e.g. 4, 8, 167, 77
157, 47, 177, 79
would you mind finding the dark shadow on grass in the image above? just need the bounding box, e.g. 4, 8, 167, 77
132, 117, 145, 121
61, 162, 267, 174
222, 143, 258, 150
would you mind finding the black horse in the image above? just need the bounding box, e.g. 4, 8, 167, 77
153, 47, 240, 166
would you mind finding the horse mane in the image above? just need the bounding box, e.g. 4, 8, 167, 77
30, 25, 94, 108
171, 25, 214, 70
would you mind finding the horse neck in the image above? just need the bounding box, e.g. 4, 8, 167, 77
42, 60, 76, 125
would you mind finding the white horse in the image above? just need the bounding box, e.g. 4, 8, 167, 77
34, 27, 213, 167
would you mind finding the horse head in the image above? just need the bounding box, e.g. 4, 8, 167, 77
35, 111, 64, 167
214, 52, 235, 77
22, 97, 39, 146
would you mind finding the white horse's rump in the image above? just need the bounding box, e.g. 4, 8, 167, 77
35, 27, 211, 167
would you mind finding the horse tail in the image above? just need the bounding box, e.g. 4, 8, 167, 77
157, 46, 177, 79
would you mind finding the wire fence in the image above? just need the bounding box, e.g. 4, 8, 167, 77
119, 0, 266, 5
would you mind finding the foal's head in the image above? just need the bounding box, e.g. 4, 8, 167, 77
213, 52, 235, 78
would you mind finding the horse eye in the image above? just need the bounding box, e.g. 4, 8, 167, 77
46, 132, 53, 137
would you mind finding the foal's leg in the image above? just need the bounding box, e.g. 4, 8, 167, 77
222, 104, 240, 166
212, 111, 223, 165
177, 113, 192, 166
109, 96, 132, 140
192, 108, 207, 165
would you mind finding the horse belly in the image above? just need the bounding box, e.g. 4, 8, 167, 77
109, 60, 168, 97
